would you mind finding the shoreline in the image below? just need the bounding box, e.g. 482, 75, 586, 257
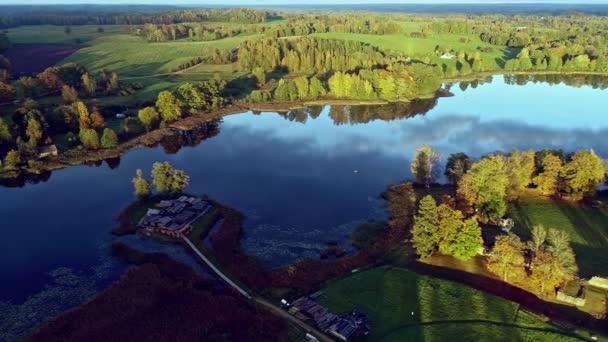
2, 70, 607, 182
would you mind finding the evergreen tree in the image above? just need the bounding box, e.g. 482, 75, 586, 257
411, 195, 439, 258
449, 217, 483, 261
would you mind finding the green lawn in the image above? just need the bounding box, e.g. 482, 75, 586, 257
320, 266, 599, 342
310, 31, 518, 69
5, 25, 131, 44
510, 197, 608, 277
61, 33, 265, 76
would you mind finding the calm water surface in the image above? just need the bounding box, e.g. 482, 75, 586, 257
1, 75, 607, 339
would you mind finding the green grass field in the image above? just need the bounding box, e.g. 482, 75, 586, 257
5, 25, 131, 44
510, 196, 608, 277
311, 29, 518, 69
320, 266, 602, 342
60, 33, 264, 76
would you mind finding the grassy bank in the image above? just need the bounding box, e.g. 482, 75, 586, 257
320, 266, 603, 342
510, 195, 608, 278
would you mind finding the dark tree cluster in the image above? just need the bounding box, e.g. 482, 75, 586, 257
30, 244, 287, 342
237, 37, 385, 73
150, 79, 226, 128
139, 22, 271, 43
0, 32, 10, 52
268, 14, 402, 38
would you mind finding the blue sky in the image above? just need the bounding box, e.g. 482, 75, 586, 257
5, 0, 608, 5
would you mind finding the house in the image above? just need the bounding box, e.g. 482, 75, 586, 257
138, 195, 211, 238
37, 145, 58, 159
440, 52, 456, 59
115, 113, 126, 118
589, 277, 608, 290
291, 298, 371, 341
327, 311, 370, 341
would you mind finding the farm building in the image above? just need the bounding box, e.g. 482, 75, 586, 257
37, 145, 58, 159
290, 297, 370, 341
139, 195, 211, 238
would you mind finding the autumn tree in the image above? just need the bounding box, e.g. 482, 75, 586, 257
79, 128, 100, 149
132, 169, 151, 198
411, 195, 439, 258
385, 182, 417, 229
74, 101, 92, 129
25, 117, 43, 148
528, 225, 547, 253
100, 128, 118, 148
457, 155, 509, 223
505, 149, 535, 195
90, 107, 105, 129
529, 247, 573, 296
151, 161, 190, 194
138, 107, 160, 131
61, 85, 79, 104
533, 154, 563, 196
81, 73, 96, 97
560, 150, 604, 199
411, 145, 440, 187
487, 234, 526, 283
156, 91, 183, 123
252, 67, 266, 87
3, 149, 21, 169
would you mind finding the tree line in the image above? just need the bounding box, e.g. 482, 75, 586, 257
137, 79, 225, 132
138, 22, 270, 43
0, 8, 279, 28
268, 14, 402, 38
0, 62, 127, 171
411, 146, 605, 224
407, 146, 602, 297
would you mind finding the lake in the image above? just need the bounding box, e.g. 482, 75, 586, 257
1, 74, 607, 340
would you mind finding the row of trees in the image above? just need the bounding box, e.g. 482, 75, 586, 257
504, 47, 608, 73
237, 37, 385, 73
0, 62, 120, 104
137, 79, 226, 131
138, 22, 269, 43
247, 62, 440, 104
268, 15, 402, 38
411, 147, 606, 223
0, 8, 278, 28
132, 162, 189, 197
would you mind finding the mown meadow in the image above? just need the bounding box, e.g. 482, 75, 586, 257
320, 266, 604, 342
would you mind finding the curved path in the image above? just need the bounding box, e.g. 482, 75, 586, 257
182, 236, 334, 342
